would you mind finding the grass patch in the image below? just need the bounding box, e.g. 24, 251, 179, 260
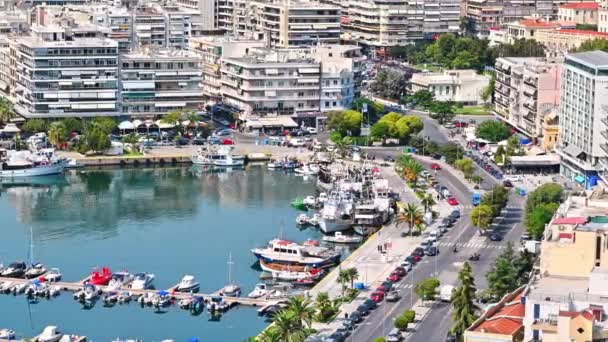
454, 105, 490, 116
124, 150, 144, 157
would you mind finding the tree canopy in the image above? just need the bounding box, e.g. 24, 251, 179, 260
414, 277, 440, 301
326, 110, 362, 136
371, 112, 423, 140
450, 262, 479, 339
22, 119, 47, 134
485, 243, 534, 299
524, 183, 563, 239
429, 101, 455, 124
370, 69, 408, 101
576, 38, 608, 52
475, 120, 511, 143
352, 98, 385, 123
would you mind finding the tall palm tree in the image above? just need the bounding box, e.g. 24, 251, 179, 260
0, 97, 15, 124
314, 291, 331, 317
285, 295, 315, 329
398, 203, 423, 233
48, 122, 67, 149
345, 267, 359, 289
337, 269, 350, 297
271, 310, 306, 342
257, 329, 282, 342
450, 262, 480, 340
421, 194, 436, 213
402, 160, 424, 189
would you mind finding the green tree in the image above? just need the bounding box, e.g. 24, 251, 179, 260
506, 135, 522, 157
326, 110, 362, 136
398, 203, 423, 233
411, 89, 435, 109
257, 329, 282, 342
352, 98, 384, 122
370, 121, 391, 140
481, 185, 509, 216
485, 242, 518, 299
454, 159, 474, 178
430, 101, 455, 124
451, 50, 479, 69
162, 110, 183, 125
373, 338, 387, 342
345, 267, 359, 289
475, 120, 510, 143
525, 183, 563, 214
0, 97, 15, 124
480, 72, 495, 103
61, 117, 82, 133
450, 262, 479, 340
91, 117, 117, 134
22, 119, 47, 134
121, 133, 140, 145
269, 310, 306, 342
439, 143, 465, 164
471, 175, 483, 186
576, 38, 608, 52
421, 194, 436, 213
48, 121, 67, 148
337, 269, 350, 297
470, 204, 494, 231
284, 295, 315, 329
525, 202, 559, 240
496, 39, 545, 57
494, 145, 506, 165
370, 69, 408, 100
414, 277, 440, 301
394, 315, 410, 331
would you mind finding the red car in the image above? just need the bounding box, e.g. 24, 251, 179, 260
387, 273, 400, 282
222, 138, 234, 145
371, 291, 385, 303
393, 267, 407, 277
431, 163, 442, 170
376, 285, 389, 293
410, 254, 421, 262
454, 121, 468, 128
447, 197, 459, 206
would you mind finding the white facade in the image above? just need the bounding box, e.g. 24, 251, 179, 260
175, 0, 216, 31
410, 70, 490, 105
558, 51, 608, 181
134, 4, 193, 49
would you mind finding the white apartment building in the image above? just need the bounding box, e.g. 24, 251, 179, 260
134, 4, 193, 49
175, 0, 216, 31
220, 45, 363, 125
120, 49, 204, 116
494, 57, 561, 140
92, 7, 134, 51
558, 51, 608, 183
410, 70, 491, 105
190, 36, 265, 100
8, 34, 119, 118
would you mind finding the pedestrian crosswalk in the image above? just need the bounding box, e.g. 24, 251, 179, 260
393, 283, 413, 290
456, 205, 522, 210
435, 241, 505, 250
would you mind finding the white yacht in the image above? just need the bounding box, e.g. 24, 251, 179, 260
0, 329, 15, 340
247, 283, 269, 298
251, 239, 340, 268
319, 191, 355, 234
38, 326, 63, 342
191, 146, 244, 167
45, 268, 62, 282
131, 273, 155, 290
0, 149, 68, 178
175, 275, 200, 293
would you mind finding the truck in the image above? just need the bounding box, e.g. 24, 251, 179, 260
520, 240, 541, 254
472, 193, 481, 206
439, 285, 455, 302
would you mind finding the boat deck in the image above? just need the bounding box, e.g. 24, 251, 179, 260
0, 276, 275, 307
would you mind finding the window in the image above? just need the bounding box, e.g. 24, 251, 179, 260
325, 101, 330, 107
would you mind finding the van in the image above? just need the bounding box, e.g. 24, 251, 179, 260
504, 174, 523, 182
442, 189, 452, 198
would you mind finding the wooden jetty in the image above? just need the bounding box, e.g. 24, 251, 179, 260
0, 276, 274, 307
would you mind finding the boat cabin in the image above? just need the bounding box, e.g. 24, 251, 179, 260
270, 240, 310, 258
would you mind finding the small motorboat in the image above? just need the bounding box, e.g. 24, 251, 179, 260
322, 232, 363, 244
267, 160, 283, 169
294, 277, 317, 286
302, 195, 316, 207
12, 282, 28, 295
117, 291, 132, 304
1, 262, 26, 278
65, 158, 83, 169
88, 267, 112, 286
207, 296, 229, 312
131, 273, 155, 290
221, 284, 241, 297
44, 268, 62, 282
103, 291, 120, 306
108, 271, 134, 291
317, 192, 328, 204
49, 285, 61, 297
175, 275, 200, 293
178, 296, 194, 309
137, 292, 155, 306
309, 214, 320, 227
0, 329, 15, 340
296, 214, 310, 225
38, 326, 62, 342
271, 268, 324, 282
290, 198, 307, 211
295, 165, 319, 176
247, 283, 269, 299
152, 291, 171, 308
74, 284, 100, 302
25, 263, 47, 279
302, 239, 320, 247
0, 281, 14, 294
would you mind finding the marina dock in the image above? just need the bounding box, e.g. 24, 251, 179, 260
0, 276, 275, 307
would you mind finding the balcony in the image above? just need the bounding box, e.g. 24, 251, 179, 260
602, 118, 608, 127
602, 130, 608, 141
602, 143, 608, 155
523, 77, 537, 88
530, 318, 558, 332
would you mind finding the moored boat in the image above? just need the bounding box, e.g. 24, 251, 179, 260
322, 231, 363, 244
191, 146, 244, 167
290, 198, 307, 211
175, 275, 200, 293
131, 272, 155, 290
88, 267, 112, 285
251, 239, 340, 268
38, 326, 62, 342
0, 149, 68, 178
0, 262, 26, 278
44, 268, 62, 282
271, 268, 324, 282
0, 329, 15, 340
25, 263, 47, 279
247, 283, 269, 299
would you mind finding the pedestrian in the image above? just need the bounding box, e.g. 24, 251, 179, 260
345, 312, 349, 320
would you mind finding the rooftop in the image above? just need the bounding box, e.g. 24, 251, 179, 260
122, 48, 201, 60
567, 51, 608, 68
560, 2, 599, 10
17, 37, 118, 48
467, 286, 526, 336
517, 18, 560, 29
553, 29, 608, 37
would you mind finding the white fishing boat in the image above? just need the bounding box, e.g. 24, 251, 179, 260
175, 275, 200, 293
0, 281, 13, 293
49, 285, 61, 296
131, 273, 155, 290
247, 283, 270, 298
303, 195, 316, 207
251, 239, 341, 268
317, 192, 328, 204
191, 146, 244, 167
0, 149, 68, 178
108, 271, 134, 291
74, 284, 100, 301
296, 214, 310, 225
319, 190, 354, 234
309, 214, 320, 226
267, 159, 283, 169
322, 231, 363, 244
0, 329, 15, 340
45, 268, 62, 282
38, 326, 63, 342
271, 268, 324, 281
295, 164, 319, 176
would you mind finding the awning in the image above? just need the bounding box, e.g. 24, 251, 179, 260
245, 116, 298, 128
1, 123, 20, 133
563, 144, 585, 159
118, 121, 135, 130
575, 175, 585, 183
509, 155, 560, 166
155, 102, 186, 107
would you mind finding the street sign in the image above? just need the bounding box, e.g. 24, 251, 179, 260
361, 125, 370, 136
362, 103, 368, 113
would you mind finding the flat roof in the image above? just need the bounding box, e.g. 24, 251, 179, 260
17, 37, 118, 48
122, 49, 201, 59
567, 51, 608, 68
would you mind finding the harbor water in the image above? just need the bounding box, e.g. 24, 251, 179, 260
0, 165, 331, 341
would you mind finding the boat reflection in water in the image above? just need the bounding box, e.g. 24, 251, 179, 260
0, 174, 69, 188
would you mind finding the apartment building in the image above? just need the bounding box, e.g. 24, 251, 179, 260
558, 51, 608, 184
342, 0, 459, 54
8, 34, 119, 118
537, 29, 608, 57
494, 57, 560, 140
134, 4, 193, 49
190, 36, 265, 100
600, 4, 608, 32
120, 49, 204, 116
523, 192, 608, 341
504, 18, 573, 43
92, 7, 134, 52
410, 70, 491, 105
558, 2, 598, 25
220, 45, 363, 126
174, 0, 216, 31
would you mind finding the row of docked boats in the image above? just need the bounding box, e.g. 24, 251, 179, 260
0, 148, 70, 178
0, 261, 61, 280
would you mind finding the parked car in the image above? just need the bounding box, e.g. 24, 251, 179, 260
450, 210, 461, 219
387, 273, 400, 282
371, 291, 385, 303
444, 122, 456, 129
306, 127, 318, 134
356, 305, 370, 316
413, 247, 425, 257
214, 129, 232, 137
326, 331, 346, 342
386, 290, 401, 302
176, 137, 190, 146
393, 266, 407, 277
425, 246, 438, 256
387, 328, 403, 342
208, 137, 221, 145
447, 197, 459, 206
489, 232, 503, 241
362, 299, 377, 310
454, 121, 468, 128
404, 255, 418, 265
383, 156, 395, 162
431, 163, 442, 170
503, 180, 514, 188
222, 138, 235, 145
401, 261, 413, 271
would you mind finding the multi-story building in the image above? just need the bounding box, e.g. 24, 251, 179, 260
537, 29, 608, 56
558, 51, 608, 184
190, 36, 265, 101
410, 70, 491, 105
599, 4, 608, 33
494, 57, 561, 141
8, 33, 119, 118
558, 2, 598, 25
220, 45, 363, 127
134, 4, 193, 49
120, 49, 204, 116
523, 192, 608, 341
342, 0, 459, 55
175, 0, 216, 31
92, 7, 134, 52
505, 18, 572, 43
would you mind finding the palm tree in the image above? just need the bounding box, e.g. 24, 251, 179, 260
285, 295, 315, 329
420, 194, 436, 213
337, 269, 350, 297
314, 291, 331, 316
48, 122, 67, 149
271, 310, 306, 342
406, 161, 424, 189
450, 262, 480, 340
0, 97, 15, 124
257, 329, 282, 342
398, 203, 423, 233
345, 267, 359, 289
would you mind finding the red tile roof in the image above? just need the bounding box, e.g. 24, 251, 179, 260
560, 2, 599, 10
560, 310, 594, 321
553, 217, 588, 225
472, 299, 525, 335
519, 19, 559, 29
554, 29, 608, 37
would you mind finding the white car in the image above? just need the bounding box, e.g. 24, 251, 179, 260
306, 127, 318, 134
289, 138, 306, 147
400, 261, 413, 272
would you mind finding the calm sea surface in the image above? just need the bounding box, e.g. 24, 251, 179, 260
0, 165, 325, 341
